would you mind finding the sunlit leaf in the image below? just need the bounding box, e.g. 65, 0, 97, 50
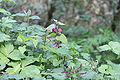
0, 8, 11, 15
0, 33, 10, 42
109, 41, 120, 55
46, 24, 56, 32
98, 64, 112, 74
0, 0, 16, 4
18, 46, 26, 54
0, 43, 14, 56
30, 16, 40, 20
98, 45, 111, 52
56, 34, 68, 45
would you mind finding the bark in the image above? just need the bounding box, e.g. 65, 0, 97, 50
111, 0, 120, 33
45, 1, 56, 27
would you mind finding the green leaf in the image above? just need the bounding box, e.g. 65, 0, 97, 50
52, 68, 64, 73
32, 39, 38, 47
109, 41, 120, 55
55, 48, 69, 55
6, 64, 21, 74
67, 62, 75, 68
12, 13, 26, 17
18, 22, 28, 31
0, 43, 24, 61
18, 46, 26, 54
30, 16, 40, 20
18, 33, 26, 42
0, 64, 6, 70
8, 62, 20, 67
9, 50, 25, 60
2, 0, 16, 4
81, 53, 91, 60
0, 74, 25, 80
98, 45, 111, 52
1, 17, 16, 23
107, 61, 120, 76
20, 65, 40, 76
50, 73, 66, 80
98, 64, 112, 74
21, 57, 36, 67
83, 70, 97, 79
50, 33, 56, 37
26, 10, 31, 16
0, 8, 11, 15
33, 76, 46, 80
53, 59, 62, 67
0, 53, 9, 65
18, 33, 30, 42
46, 24, 56, 32
16, 36, 23, 42
0, 43, 14, 57
53, 19, 65, 25
75, 59, 88, 67
56, 34, 68, 45
0, 33, 10, 42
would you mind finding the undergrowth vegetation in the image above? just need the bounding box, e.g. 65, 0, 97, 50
0, 0, 120, 80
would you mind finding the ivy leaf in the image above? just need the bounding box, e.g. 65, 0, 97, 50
107, 61, 120, 76
56, 34, 68, 45
108, 41, 120, 55
98, 64, 112, 74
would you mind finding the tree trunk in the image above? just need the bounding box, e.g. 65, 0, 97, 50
111, 0, 120, 35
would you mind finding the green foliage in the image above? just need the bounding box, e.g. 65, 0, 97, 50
98, 64, 112, 74
99, 41, 120, 55
1, 1, 120, 80
56, 34, 68, 45
0, 0, 16, 4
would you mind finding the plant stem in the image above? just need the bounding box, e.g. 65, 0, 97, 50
44, 30, 47, 46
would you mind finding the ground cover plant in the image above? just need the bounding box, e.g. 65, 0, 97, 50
1, 0, 120, 80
